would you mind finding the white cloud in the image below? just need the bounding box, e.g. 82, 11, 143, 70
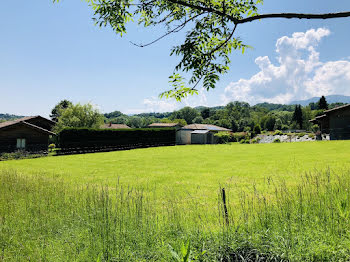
124, 88, 209, 114
223, 28, 350, 105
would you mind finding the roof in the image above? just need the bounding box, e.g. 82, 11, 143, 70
310, 104, 350, 122
0, 116, 56, 135
324, 104, 350, 114
182, 124, 231, 132
101, 123, 131, 129
191, 130, 210, 134
0, 116, 56, 129
148, 123, 180, 127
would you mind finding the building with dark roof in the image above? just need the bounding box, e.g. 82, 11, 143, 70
310, 104, 350, 140
0, 116, 56, 153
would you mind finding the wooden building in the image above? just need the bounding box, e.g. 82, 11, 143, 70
0, 116, 56, 153
310, 104, 350, 140
177, 124, 232, 145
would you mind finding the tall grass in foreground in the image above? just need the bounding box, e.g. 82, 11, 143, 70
1, 169, 350, 261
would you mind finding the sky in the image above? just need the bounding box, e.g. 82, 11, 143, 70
1, 1, 350, 117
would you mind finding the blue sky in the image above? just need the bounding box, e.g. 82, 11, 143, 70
1, 1, 350, 116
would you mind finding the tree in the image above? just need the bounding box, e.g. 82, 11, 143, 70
273, 118, 283, 131
263, 115, 276, 131
317, 96, 329, 110
171, 107, 199, 124
193, 116, 204, 124
253, 124, 261, 135
104, 110, 124, 119
50, 100, 73, 122
200, 108, 211, 119
54, 103, 104, 132
292, 105, 303, 129
54, 0, 350, 99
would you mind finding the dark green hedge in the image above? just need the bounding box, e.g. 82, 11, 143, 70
58, 128, 176, 150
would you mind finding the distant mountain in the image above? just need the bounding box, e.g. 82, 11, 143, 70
290, 95, 350, 106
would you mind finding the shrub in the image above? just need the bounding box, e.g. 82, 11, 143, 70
253, 124, 261, 135
0, 151, 45, 161
48, 144, 56, 152
233, 132, 247, 142
281, 124, 289, 131
273, 138, 281, 143
312, 124, 319, 133
297, 132, 306, 138
308, 133, 316, 139
273, 130, 283, 136
214, 132, 231, 144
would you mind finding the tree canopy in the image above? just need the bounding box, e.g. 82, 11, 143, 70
50, 100, 73, 122
54, 103, 105, 132
54, 0, 350, 99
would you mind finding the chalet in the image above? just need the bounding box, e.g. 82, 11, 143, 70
0, 116, 56, 153
310, 104, 350, 140
177, 124, 232, 145
101, 123, 131, 129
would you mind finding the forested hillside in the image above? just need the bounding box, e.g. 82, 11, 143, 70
104, 98, 345, 132
0, 114, 24, 122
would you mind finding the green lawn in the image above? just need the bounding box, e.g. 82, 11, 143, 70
1, 141, 350, 202
2, 141, 350, 261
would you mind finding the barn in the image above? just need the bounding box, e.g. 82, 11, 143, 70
177, 124, 231, 145
310, 104, 350, 140
0, 116, 56, 153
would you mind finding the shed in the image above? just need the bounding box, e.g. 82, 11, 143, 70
310, 104, 350, 140
177, 124, 231, 145
0, 116, 56, 153
191, 130, 213, 144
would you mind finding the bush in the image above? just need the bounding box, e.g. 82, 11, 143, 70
297, 132, 306, 138
233, 132, 248, 142
0, 151, 45, 161
312, 124, 319, 133
253, 124, 261, 135
308, 133, 316, 139
273, 130, 283, 136
273, 138, 281, 143
214, 132, 231, 144
48, 144, 56, 152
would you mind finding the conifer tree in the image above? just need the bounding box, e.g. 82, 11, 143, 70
318, 96, 329, 110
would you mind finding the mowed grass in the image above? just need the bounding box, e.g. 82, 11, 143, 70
1, 141, 349, 198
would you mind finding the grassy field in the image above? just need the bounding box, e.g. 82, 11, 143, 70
1, 141, 350, 261
1, 141, 349, 196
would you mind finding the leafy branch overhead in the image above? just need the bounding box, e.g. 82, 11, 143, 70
54, 0, 350, 100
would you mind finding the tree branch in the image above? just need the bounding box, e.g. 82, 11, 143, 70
236, 12, 350, 24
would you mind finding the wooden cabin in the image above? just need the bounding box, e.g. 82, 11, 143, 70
310, 104, 350, 140
0, 116, 56, 153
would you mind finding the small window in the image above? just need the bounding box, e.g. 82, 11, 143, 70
16, 138, 26, 149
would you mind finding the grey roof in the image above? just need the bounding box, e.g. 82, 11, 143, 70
191, 130, 210, 134
182, 124, 231, 132
148, 123, 181, 127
